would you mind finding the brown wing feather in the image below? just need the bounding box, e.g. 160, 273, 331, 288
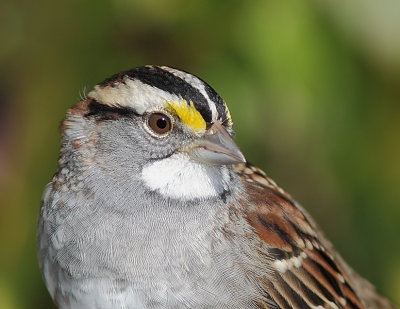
233, 163, 366, 309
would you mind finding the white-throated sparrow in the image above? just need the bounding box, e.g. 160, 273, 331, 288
37, 65, 397, 308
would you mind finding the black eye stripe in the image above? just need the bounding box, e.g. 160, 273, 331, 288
85, 100, 137, 120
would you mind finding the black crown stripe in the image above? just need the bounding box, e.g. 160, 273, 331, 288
97, 66, 225, 124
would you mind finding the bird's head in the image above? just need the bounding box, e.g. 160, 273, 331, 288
61, 65, 246, 200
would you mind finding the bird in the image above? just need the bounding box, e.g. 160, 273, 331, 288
37, 65, 397, 309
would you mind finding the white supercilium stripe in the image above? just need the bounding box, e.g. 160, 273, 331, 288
162, 66, 218, 122
88, 78, 181, 115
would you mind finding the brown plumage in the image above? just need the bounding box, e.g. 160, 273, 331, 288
38, 65, 397, 309
233, 162, 397, 309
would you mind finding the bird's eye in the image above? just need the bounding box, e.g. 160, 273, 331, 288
146, 112, 173, 135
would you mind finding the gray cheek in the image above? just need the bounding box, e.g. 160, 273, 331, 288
95, 118, 184, 164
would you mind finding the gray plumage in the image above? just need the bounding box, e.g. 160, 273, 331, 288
38, 65, 397, 309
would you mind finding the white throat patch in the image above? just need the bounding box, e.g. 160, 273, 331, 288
141, 153, 230, 200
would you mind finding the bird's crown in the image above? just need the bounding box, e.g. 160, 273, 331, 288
88, 65, 232, 132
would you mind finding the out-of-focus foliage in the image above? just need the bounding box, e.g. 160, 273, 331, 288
0, 0, 399, 308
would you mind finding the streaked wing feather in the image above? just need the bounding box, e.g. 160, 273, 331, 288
233, 163, 365, 309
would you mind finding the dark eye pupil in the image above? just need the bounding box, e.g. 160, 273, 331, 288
147, 112, 172, 135
156, 117, 167, 129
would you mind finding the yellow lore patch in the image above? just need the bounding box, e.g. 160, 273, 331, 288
165, 100, 206, 131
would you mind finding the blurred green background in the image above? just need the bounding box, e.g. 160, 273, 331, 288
1, 0, 399, 308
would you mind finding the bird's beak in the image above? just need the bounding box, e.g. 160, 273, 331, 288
181, 121, 246, 165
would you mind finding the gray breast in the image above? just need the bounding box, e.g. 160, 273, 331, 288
39, 176, 258, 308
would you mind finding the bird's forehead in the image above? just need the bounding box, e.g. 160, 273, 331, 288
87, 65, 233, 130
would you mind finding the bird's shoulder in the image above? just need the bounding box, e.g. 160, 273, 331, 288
231, 162, 366, 309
